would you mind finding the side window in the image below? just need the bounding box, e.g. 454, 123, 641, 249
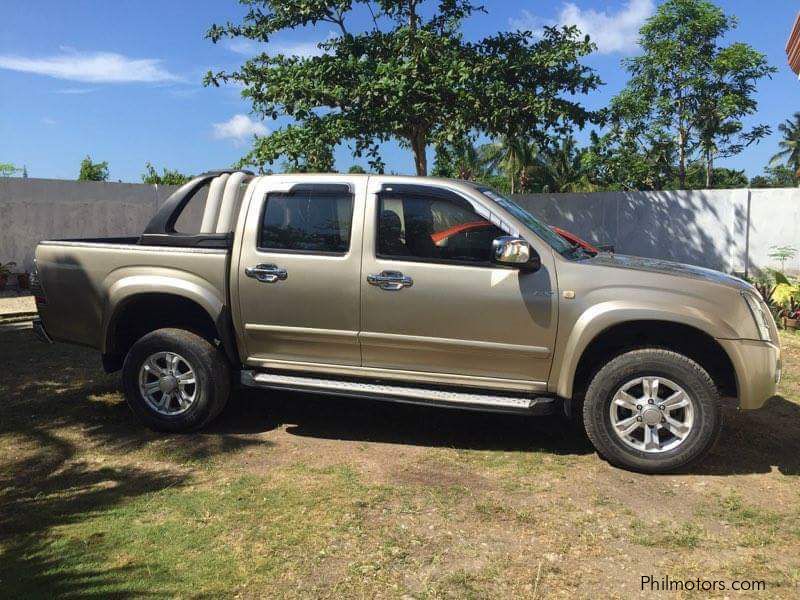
259, 186, 354, 253
377, 193, 504, 264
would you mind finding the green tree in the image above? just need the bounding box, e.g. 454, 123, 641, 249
141, 162, 192, 185
770, 112, 800, 177
750, 165, 799, 188
0, 162, 21, 177
769, 245, 797, 271
205, 1, 600, 175
582, 128, 676, 191
346, 164, 367, 174
482, 137, 540, 194
78, 156, 109, 181
536, 136, 592, 193
694, 40, 774, 187
681, 162, 748, 189
612, 0, 773, 189
431, 137, 489, 182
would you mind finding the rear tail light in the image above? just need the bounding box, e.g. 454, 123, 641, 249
30, 263, 46, 305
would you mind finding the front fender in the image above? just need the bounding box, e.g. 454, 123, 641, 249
102, 267, 224, 354
552, 301, 740, 399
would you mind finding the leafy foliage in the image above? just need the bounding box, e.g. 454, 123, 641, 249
141, 163, 192, 185
0, 261, 17, 276
604, 0, 773, 189
78, 156, 109, 182
205, 1, 600, 175
750, 165, 799, 188
769, 245, 798, 271
770, 112, 800, 178
681, 162, 748, 189
0, 162, 21, 177
481, 137, 538, 194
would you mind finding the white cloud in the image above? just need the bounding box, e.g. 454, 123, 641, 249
54, 87, 97, 94
41, 117, 57, 125
511, 0, 655, 54
0, 50, 182, 83
212, 114, 268, 144
226, 38, 325, 58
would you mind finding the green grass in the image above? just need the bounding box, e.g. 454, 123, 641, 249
630, 520, 704, 549
3, 328, 800, 597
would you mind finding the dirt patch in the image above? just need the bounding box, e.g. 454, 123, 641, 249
2, 328, 800, 597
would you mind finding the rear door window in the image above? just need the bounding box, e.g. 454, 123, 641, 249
259, 186, 354, 254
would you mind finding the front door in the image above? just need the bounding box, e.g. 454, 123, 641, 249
236, 176, 366, 367
360, 181, 557, 387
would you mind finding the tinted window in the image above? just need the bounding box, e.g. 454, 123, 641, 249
259, 187, 354, 253
378, 193, 504, 264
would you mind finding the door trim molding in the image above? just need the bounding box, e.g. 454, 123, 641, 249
244, 323, 357, 340
359, 331, 550, 357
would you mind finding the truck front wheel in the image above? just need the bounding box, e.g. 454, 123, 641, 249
582, 349, 722, 473
122, 328, 230, 432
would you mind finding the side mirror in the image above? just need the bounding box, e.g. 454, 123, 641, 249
492, 236, 541, 271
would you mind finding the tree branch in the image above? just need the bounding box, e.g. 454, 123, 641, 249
324, 6, 348, 36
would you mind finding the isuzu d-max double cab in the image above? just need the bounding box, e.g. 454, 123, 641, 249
32, 170, 781, 473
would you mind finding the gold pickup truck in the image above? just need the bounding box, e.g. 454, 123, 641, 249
32, 170, 781, 473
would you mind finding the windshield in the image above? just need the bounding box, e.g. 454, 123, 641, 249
475, 187, 577, 256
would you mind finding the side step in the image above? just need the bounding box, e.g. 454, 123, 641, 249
240, 371, 556, 415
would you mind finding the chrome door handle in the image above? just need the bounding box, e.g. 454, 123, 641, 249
367, 270, 413, 291
245, 263, 288, 283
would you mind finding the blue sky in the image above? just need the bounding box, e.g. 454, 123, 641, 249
1, 0, 798, 182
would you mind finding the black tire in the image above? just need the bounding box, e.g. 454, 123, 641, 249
122, 328, 230, 432
582, 349, 722, 474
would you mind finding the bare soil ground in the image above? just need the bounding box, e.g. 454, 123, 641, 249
1, 327, 799, 598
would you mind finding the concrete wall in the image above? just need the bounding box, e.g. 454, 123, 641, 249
747, 188, 800, 276
514, 188, 797, 276
0, 178, 181, 271
0, 177, 796, 276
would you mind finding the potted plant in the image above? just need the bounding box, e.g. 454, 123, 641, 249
781, 296, 800, 330
749, 269, 786, 322
0, 261, 17, 291
16, 270, 30, 290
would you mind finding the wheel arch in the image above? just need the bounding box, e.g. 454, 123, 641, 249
557, 309, 738, 404
102, 282, 238, 372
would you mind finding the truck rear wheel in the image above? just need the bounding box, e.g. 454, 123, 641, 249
122, 328, 230, 432
582, 349, 722, 473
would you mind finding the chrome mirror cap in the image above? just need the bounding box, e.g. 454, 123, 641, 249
492, 236, 539, 270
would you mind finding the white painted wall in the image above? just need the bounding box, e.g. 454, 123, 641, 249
0, 178, 796, 276
515, 188, 796, 276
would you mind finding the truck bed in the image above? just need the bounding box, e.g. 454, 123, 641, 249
35, 238, 229, 351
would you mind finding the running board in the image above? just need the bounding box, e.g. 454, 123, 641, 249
240, 370, 556, 415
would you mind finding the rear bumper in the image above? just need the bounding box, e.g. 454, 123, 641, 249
717, 338, 780, 410
32, 317, 53, 344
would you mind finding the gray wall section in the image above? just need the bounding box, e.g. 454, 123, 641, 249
0, 177, 179, 271
514, 188, 796, 276
0, 177, 796, 275
747, 187, 800, 276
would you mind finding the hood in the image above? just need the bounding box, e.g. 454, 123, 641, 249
589, 254, 752, 291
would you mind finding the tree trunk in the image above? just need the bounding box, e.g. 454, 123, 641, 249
410, 132, 427, 176
678, 129, 687, 189
408, 0, 418, 31
705, 151, 713, 189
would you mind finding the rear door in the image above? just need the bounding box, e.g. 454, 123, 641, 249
234, 176, 366, 368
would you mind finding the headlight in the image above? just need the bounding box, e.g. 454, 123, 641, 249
742, 291, 772, 341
